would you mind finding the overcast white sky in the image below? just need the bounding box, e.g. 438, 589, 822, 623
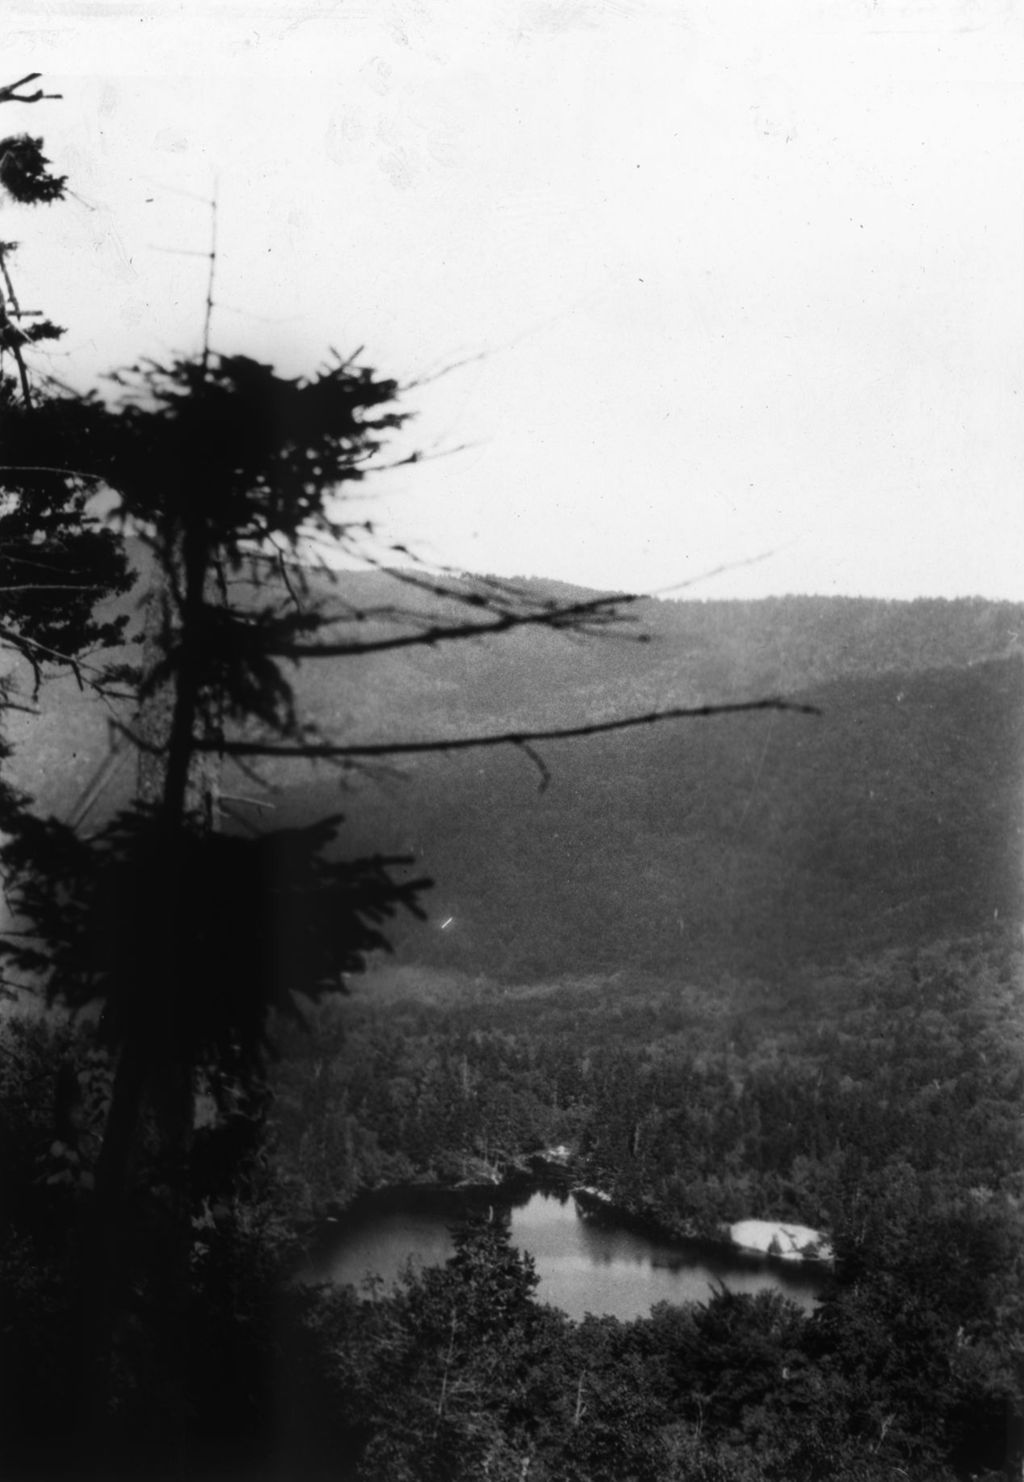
4, 0, 1023, 598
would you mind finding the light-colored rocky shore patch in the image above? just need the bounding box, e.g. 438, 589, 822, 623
729, 1219, 834, 1263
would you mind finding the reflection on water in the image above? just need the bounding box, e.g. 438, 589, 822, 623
301, 1189, 826, 1322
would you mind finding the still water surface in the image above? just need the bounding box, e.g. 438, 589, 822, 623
302, 1189, 826, 1321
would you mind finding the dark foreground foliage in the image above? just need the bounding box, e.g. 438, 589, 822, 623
2, 936, 1022, 1482
0, 1184, 1018, 1482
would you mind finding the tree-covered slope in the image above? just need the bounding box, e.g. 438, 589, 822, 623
8, 580, 1023, 981
284, 650, 1024, 981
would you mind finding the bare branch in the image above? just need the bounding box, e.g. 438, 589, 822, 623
400, 346, 492, 392
359, 440, 473, 476
0, 626, 129, 697
188, 696, 821, 765
266, 590, 642, 660
0, 75, 61, 106
0, 464, 106, 483
0, 627, 85, 666
0, 584, 114, 593
347, 545, 592, 624
276, 545, 304, 613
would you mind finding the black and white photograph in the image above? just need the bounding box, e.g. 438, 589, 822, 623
0, 3, 1022, 1479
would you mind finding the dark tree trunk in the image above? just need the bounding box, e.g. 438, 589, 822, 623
81, 536, 216, 1456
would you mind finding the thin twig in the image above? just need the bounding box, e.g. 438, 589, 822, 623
516, 739, 552, 792
0, 248, 23, 317
201, 188, 218, 373
647, 545, 793, 599
0, 249, 32, 408
0, 464, 104, 481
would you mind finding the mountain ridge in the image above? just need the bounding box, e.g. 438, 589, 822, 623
4, 577, 1021, 984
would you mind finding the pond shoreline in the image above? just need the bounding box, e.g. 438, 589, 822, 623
564, 1181, 834, 1272
296, 1175, 830, 1320
303, 1157, 834, 1281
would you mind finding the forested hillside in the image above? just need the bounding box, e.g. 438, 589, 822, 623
303, 655, 1023, 979
286, 581, 1024, 739
10, 578, 1023, 984
271, 935, 1024, 1239
283, 587, 1024, 982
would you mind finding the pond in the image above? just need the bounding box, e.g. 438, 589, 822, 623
297, 1185, 828, 1321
